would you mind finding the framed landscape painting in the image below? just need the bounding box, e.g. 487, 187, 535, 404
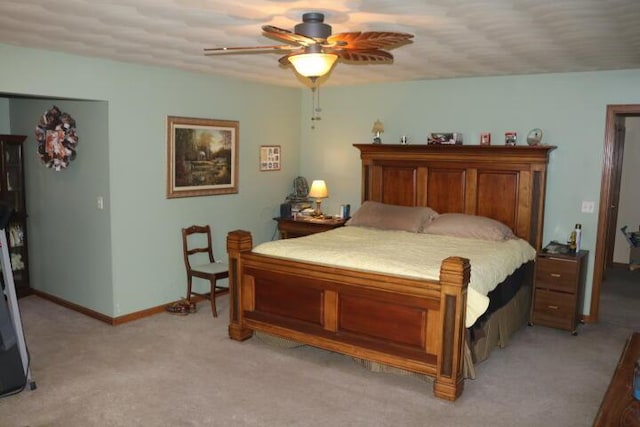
166, 116, 239, 198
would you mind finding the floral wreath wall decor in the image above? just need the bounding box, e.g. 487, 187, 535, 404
34, 105, 79, 171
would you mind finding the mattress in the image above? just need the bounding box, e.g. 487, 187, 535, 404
253, 225, 536, 327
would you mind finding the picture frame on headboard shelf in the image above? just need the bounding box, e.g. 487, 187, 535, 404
427, 132, 463, 145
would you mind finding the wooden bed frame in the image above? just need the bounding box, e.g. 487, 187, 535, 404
226, 144, 555, 401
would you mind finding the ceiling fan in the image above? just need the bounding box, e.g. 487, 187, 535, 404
204, 12, 414, 83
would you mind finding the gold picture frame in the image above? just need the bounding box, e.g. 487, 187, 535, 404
166, 116, 239, 198
259, 145, 281, 171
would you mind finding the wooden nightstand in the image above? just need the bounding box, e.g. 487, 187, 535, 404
530, 250, 588, 335
274, 217, 346, 239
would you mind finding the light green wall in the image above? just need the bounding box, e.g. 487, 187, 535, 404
2, 41, 639, 318
0, 43, 301, 316
10, 99, 113, 314
299, 69, 640, 315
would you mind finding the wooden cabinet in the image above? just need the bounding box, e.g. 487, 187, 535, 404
593, 332, 640, 426
530, 250, 588, 334
275, 217, 346, 239
0, 135, 29, 297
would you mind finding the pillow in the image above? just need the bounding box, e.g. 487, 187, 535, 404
345, 201, 438, 233
422, 213, 516, 241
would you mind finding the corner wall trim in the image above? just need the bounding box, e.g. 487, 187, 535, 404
30, 289, 183, 326
31, 289, 115, 324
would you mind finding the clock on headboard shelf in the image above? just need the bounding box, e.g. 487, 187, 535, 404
354, 144, 556, 250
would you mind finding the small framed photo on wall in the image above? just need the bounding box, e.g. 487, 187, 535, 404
260, 145, 281, 171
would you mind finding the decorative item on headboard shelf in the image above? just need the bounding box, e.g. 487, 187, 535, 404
371, 120, 384, 144
526, 128, 544, 146
505, 131, 517, 146
428, 132, 463, 145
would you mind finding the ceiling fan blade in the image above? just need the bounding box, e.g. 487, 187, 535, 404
327, 31, 414, 50
204, 45, 295, 55
278, 53, 293, 66
262, 25, 319, 46
334, 49, 394, 63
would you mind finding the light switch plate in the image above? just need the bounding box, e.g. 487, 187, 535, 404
581, 201, 595, 213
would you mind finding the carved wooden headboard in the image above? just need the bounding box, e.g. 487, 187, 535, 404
354, 144, 556, 250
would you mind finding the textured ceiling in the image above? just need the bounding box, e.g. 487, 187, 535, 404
1, 0, 639, 88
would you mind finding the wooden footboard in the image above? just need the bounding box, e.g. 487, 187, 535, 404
226, 230, 470, 401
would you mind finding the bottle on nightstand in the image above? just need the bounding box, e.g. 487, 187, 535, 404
568, 223, 582, 253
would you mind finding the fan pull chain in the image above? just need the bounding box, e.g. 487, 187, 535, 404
316, 84, 322, 116
310, 87, 316, 129
310, 83, 322, 129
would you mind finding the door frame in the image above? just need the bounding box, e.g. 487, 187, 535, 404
591, 104, 640, 322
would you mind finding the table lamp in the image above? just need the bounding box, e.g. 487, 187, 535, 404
371, 120, 384, 144
308, 180, 329, 217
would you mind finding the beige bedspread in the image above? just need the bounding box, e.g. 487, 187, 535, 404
253, 226, 536, 327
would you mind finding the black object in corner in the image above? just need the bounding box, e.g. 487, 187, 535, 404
0, 202, 13, 230
0, 200, 27, 396
0, 295, 24, 396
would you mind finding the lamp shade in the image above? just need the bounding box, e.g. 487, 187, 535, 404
289, 53, 338, 78
371, 119, 384, 134
308, 180, 329, 199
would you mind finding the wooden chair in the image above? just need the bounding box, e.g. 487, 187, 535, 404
181, 225, 229, 317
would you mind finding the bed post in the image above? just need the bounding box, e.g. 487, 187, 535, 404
434, 256, 470, 401
226, 230, 254, 341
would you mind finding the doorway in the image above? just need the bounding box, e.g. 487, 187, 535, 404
591, 104, 640, 322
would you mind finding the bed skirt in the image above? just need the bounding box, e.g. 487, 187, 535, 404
469, 283, 532, 364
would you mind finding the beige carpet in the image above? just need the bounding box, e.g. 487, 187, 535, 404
0, 270, 637, 427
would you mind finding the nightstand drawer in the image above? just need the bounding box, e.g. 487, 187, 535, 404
535, 256, 578, 292
532, 289, 576, 329
274, 217, 346, 239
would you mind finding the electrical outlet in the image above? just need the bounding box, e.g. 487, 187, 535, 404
97, 196, 104, 210
581, 201, 595, 213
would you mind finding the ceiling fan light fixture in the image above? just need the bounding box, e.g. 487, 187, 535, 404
289, 52, 338, 78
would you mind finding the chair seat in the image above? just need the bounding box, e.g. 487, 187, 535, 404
192, 261, 229, 275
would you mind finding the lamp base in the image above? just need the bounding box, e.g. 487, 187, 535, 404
313, 199, 323, 217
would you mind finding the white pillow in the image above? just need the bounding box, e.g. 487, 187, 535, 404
346, 201, 438, 233
423, 213, 516, 241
